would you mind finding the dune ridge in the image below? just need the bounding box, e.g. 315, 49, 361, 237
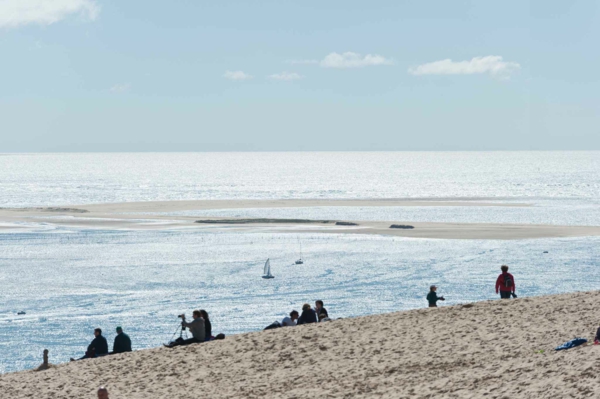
2, 291, 600, 398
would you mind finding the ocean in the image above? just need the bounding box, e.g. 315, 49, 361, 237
1, 152, 599, 373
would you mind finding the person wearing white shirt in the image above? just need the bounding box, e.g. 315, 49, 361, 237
281, 310, 299, 327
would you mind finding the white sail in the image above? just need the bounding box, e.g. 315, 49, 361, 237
295, 239, 304, 264
264, 258, 271, 276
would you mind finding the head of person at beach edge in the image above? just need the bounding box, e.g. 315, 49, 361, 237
97, 387, 109, 399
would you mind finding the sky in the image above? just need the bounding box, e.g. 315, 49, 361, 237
0, 0, 598, 151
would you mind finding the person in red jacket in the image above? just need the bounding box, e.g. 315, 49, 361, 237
495, 265, 516, 299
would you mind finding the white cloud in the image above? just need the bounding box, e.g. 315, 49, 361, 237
288, 52, 393, 69
110, 83, 131, 93
320, 52, 393, 68
408, 56, 520, 77
223, 70, 253, 81
0, 0, 100, 29
268, 72, 303, 81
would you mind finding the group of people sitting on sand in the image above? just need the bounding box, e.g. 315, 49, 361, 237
264, 300, 330, 330
70, 327, 131, 361
427, 264, 517, 307
72, 301, 333, 360
71, 310, 220, 359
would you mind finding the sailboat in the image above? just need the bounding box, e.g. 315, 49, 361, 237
262, 258, 274, 279
295, 239, 304, 265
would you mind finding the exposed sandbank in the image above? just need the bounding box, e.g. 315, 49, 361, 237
1, 199, 599, 239
2, 290, 600, 398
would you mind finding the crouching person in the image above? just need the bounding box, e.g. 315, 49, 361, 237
165, 310, 205, 348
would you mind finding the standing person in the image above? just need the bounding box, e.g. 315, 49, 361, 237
495, 265, 516, 299
426, 285, 445, 308
71, 328, 108, 360
281, 310, 299, 326
199, 310, 212, 341
112, 326, 132, 354
164, 310, 205, 347
297, 303, 317, 325
314, 300, 328, 319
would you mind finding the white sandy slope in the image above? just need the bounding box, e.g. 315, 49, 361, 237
2, 291, 600, 398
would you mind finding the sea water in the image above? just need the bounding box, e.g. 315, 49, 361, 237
1, 152, 600, 373
1, 152, 599, 207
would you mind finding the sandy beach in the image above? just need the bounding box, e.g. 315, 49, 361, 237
1, 199, 599, 239
2, 290, 599, 398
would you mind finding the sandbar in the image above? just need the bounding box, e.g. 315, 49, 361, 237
1, 199, 599, 240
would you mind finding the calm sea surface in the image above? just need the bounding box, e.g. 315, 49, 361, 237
1, 152, 600, 373
1, 152, 599, 206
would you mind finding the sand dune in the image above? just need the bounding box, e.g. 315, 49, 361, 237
2, 291, 600, 398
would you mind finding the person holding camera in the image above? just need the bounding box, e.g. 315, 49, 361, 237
165, 310, 205, 348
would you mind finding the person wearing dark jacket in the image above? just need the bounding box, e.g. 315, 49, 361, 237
112, 326, 132, 354
71, 328, 108, 360
200, 310, 212, 341
314, 300, 328, 320
426, 285, 445, 308
297, 303, 317, 325
495, 265, 516, 299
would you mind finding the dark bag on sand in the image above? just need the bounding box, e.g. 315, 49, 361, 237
264, 321, 282, 330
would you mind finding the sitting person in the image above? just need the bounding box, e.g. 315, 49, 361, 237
318, 313, 331, 322
297, 303, 317, 325
314, 300, 328, 319
164, 310, 205, 347
71, 328, 108, 360
111, 326, 132, 354
281, 310, 299, 326
34, 349, 53, 371
200, 310, 212, 341
595, 324, 600, 344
